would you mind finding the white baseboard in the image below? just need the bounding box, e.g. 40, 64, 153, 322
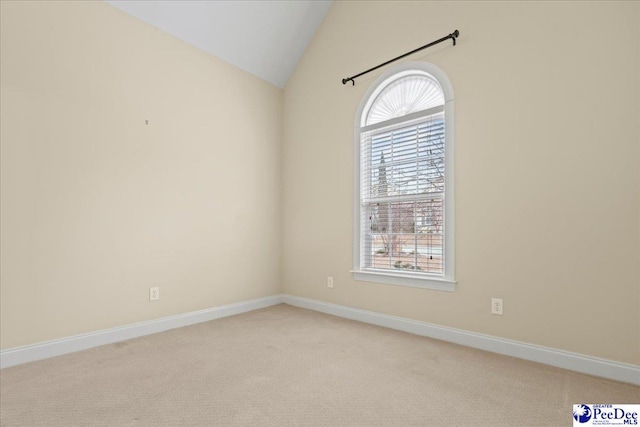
3, 293, 638, 386
0, 294, 283, 369
282, 294, 640, 386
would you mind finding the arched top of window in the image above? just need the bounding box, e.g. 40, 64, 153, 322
362, 70, 444, 127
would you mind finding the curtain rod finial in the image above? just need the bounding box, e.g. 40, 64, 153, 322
451, 29, 459, 46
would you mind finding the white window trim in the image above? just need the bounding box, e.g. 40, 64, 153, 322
352, 61, 456, 292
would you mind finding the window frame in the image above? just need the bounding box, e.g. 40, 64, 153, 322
352, 62, 456, 292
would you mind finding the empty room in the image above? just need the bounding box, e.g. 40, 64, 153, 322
1, 0, 639, 425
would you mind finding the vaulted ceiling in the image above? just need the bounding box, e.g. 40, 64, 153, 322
104, 1, 332, 88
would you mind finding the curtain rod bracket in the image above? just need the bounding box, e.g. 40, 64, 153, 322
342, 29, 460, 86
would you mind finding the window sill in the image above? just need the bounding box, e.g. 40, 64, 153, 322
350, 270, 456, 292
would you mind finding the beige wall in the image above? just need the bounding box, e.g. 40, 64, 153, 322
282, 1, 640, 365
0, 1, 282, 349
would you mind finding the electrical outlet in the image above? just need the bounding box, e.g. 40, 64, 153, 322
491, 298, 503, 315
150, 287, 160, 302
327, 277, 334, 288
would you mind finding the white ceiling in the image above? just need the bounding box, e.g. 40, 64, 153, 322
104, 0, 332, 88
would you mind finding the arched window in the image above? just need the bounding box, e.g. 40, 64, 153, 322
352, 62, 455, 291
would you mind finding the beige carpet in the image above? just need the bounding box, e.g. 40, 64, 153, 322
1, 304, 638, 426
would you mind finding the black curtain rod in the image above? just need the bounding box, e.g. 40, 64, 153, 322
341, 30, 459, 86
